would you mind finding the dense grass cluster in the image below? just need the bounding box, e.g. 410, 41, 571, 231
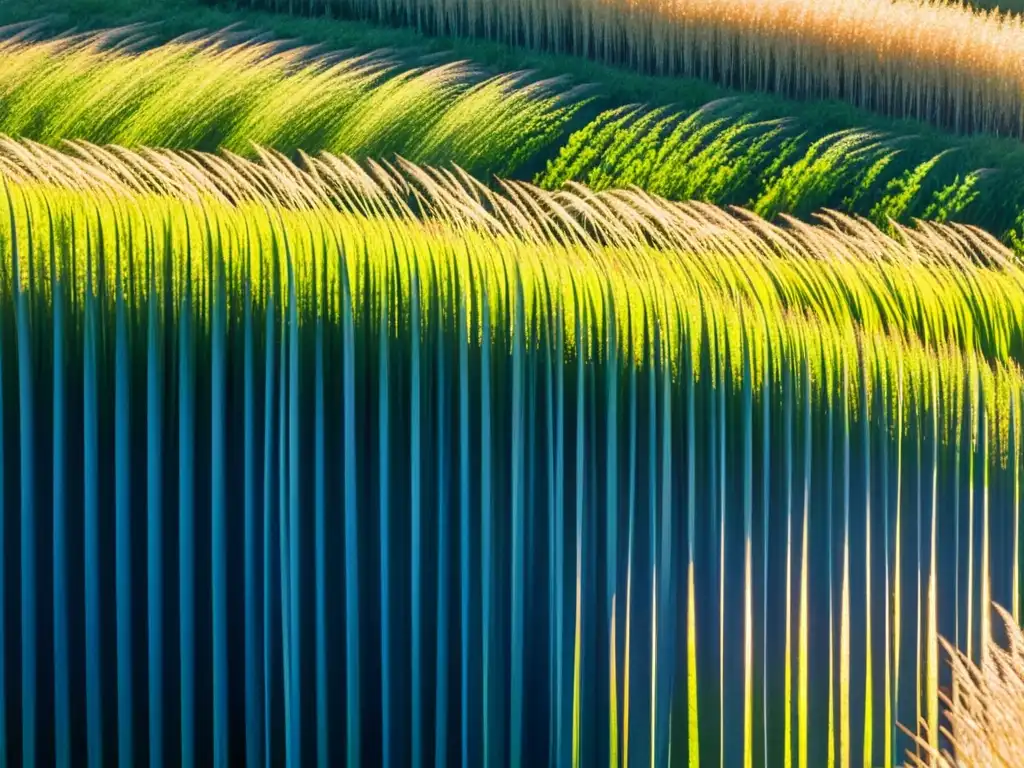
8, 138, 1024, 362
230, 0, 1024, 137
538, 105, 986, 230
0, 0, 1021, 765
0, 29, 579, 176
1, 143, 1023, 768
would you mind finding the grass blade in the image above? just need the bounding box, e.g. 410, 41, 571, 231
287, 236, 302, 768
0, 194, 6, 765
798, 348, 811, 768
481, 281, 493, 768
686, 332, 699, 768
83, 219, 103, 768
434, 261, 449, 768
243, 224, 260, 768
115, 209, 133, 768
840, 359, 851, 768
458, 273, 471, 768
411, 262, 423, 768
511, 270, 525, 767
315, 235, 328, 768
211, 212, 228, 768
605, 291, 618, 767
262, 237, 279, 768
379, 262, 392, 768
10, 182, 37, 768
179, 220, 195, 768
51, 203, 69, 768
742, 326, 753, 768
341, 232, 361, 768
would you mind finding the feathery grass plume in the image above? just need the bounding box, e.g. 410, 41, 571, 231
2, 143, 1024, 767
754, 131, 894, 220
0, 28, 579, 176
238, 0, 1024, 137
904, 604, 1024, 766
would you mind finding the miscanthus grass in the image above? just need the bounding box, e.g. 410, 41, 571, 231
0, 28, 580, 176
905, 604, 1024, 766
0, 142, 1023, 768
239, 0, 1024, 137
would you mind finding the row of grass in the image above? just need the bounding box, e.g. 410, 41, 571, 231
7, 136, 1024, 368
0, 27, 583, 177
1, 141, 1021, 768
6, 25, 1024, 248
218, 0, 1024, 139
7, 1, 1024, 165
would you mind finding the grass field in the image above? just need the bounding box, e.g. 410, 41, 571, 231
222, 0, 1024, 138
4, 28, 1024, 246
0, 1, 1021, 768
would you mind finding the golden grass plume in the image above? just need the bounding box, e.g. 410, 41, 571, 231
905, 604, 1024, 767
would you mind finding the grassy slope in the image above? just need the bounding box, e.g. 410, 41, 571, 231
6, 0, 1024, 237
7, 0, 1024, 156
0, 31, 587, 179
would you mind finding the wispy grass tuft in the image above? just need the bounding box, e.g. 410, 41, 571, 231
0, 28, 581, 176
905, 604, 1024, 766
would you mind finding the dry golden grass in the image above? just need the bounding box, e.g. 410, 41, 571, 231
265, 0, 1024, 137
905, 604, 1024, 767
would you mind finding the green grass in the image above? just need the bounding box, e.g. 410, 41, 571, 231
2, 140, 1022, 768
7, 137, 1024, 368
0, 28, 583, 177
0, 5, 1020, 768
538, 106, 990, 234
4, 1, 1024, 242
0, 20, 1022, 251
4, 0, 1024, 155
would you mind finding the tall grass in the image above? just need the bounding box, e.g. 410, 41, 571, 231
10, 30, 1024, 247
232, 0, 1024, 137
0, 144, 1023, 768
0, 28, 580, 175
5, 137, 1024, 365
